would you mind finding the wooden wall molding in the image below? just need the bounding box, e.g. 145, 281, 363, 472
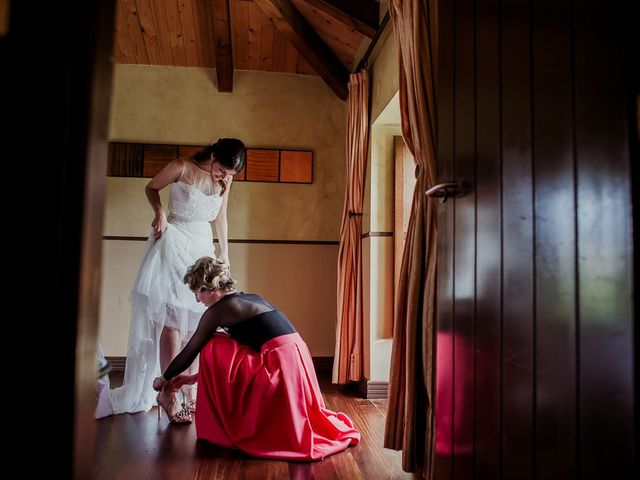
361, 231, 393, 239
107, 356, 334, 376
356, 379, 388, 399
105, 356, 126, 372
102, 236, 339, 245
108, 142, 313, 184
106, 356, 387, 399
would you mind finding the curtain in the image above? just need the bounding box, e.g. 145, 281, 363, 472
383, 0, 438, 477
333, 71, 370, 384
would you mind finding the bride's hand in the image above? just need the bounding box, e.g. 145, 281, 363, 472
217, 253, 229, 267
151, 211, 168, 240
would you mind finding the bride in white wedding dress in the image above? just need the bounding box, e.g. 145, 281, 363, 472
109, 138, 246, 421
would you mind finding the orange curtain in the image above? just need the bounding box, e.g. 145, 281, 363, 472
333, 71, 370, 384
383, 0, 438, 477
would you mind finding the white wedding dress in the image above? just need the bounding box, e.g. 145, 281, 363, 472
110, 159, 223, 414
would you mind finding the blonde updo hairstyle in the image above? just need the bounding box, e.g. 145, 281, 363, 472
183, 256, 236, 293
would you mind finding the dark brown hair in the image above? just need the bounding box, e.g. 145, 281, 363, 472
193, 138, 247, 195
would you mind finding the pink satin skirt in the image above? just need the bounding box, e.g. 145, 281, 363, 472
195, 332, 361, 460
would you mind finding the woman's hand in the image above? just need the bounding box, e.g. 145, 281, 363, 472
167, 374, 198, 389
152, 376, 167, 392
217, 252, 229, 266
151, 210, 168, 240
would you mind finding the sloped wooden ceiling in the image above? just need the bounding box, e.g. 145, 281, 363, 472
113, 0, 381, 99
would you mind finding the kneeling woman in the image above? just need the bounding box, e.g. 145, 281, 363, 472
153, 257, 360, 460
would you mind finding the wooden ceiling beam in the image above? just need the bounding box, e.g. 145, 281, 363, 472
212, 0, 233, 92
254, 0, 349, 100
301, 0, 379, 39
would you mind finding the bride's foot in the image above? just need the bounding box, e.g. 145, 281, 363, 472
182, 385, 197, 414
156, 391, 192, 424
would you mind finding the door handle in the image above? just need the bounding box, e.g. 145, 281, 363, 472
425, 181, 468, 203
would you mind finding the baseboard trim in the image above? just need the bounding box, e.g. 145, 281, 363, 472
107, 355, 335, 376
106, 356, 126, 372
357, 379, 389, 399
312, 357, 334, 377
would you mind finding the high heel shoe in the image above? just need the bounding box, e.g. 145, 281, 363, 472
181, 385, 197, 414
156, 391, 192, 424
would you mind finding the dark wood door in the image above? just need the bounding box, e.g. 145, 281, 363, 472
3, 2, 115, 478
434, 0, 636, 479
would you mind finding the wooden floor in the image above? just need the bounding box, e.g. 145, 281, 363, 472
93, 373, 417, 479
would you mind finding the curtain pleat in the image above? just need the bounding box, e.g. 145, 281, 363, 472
383, 0, 438, 477
333, 72, 370, 384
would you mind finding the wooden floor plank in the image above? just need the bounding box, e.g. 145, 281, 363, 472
94, 373, 417, 479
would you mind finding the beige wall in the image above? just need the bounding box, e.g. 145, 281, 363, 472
100, 241, 338, 356
109, 65, 345, 241
100, 65, 346, 357
362, 28, 401, 382
364, 25, 399, 235
370, 123, 399, 233
370, 28, 399, 126
361, 234, 395, 383
363, 109, 401, 382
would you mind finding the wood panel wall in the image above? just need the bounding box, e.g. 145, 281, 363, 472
108, 142, 313, 183
434, 0, 636, 478
4, 2, 117, 477
112, 0, 368, 76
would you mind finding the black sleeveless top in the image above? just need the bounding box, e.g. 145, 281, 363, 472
221, 309, 296, 351
163, 292, 296, 380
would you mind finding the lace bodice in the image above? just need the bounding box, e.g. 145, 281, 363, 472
168, 159, 223, 223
